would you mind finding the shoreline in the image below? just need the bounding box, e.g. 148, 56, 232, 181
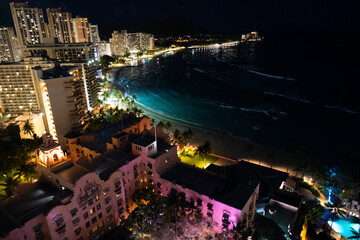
138, 102, 298, 176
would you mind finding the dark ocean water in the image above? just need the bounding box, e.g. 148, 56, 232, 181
114, 36, 360, 163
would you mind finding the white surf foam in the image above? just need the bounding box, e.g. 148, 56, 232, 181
324, 105, 359, 114
247, 70, 295, 81
264, 92, 312, 103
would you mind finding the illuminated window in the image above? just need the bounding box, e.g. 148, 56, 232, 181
89, 207, 95, 215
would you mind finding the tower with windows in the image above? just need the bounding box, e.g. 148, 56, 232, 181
38, 133, 66, 167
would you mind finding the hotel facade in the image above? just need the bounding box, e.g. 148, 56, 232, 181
0, 116, 260, 240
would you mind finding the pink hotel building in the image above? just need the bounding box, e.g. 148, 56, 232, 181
0, 115, 261, 240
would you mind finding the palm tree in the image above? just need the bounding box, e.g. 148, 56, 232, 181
182, 128, 194, 143
172, 129, 183, 147
22, 120, 34, 138
351, 216, 360, 224
256, 149, 264, 166
267, 152, 276, 169
195, 140, 211, 163
293, 160, 307, 178
113, 88, 123, 107
122, 96, 130, 110
185, 199, 197, 220
328, 203, 346, 236
132, 107, 143, 117
349, 228, 360, 239
303, 200, 325, 224
284, 154, 294, 173
102, 90, 111, 102
0, 171, 21, 198
245, 143, 254, 162
307, 158, 325, 184
15, 162, 37, 182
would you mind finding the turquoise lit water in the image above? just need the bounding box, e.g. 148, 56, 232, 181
328, 219, 360, 239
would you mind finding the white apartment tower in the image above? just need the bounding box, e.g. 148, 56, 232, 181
46, 8, 74, 43
89, 24, 100, 43
9, 2, 48, 47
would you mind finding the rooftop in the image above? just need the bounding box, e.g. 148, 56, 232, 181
76, 150, 131, 181
112, 132, 128, 138
271, 189, 302, 208
112, 132, 128, 139
0, 182, 72, 237
132, 137, 155, 147
161, 163, 258, 210
53, 163, 89, 184
254, 214, 286, 240
206, 161, 288, 202
75, 115, 147, 154
42, 65, 75, 79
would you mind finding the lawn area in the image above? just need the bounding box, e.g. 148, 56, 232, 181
179, 150, 218, 169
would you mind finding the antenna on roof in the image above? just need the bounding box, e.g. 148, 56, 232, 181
154, 120, 157, 143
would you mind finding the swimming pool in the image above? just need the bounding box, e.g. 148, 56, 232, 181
328, 219, 360, 239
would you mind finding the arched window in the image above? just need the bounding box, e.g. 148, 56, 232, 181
53, 154, 58, 162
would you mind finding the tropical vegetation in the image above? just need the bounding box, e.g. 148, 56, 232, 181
125, 188, 250, 239
0, 137, 41, 202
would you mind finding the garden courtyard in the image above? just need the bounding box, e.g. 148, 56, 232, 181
178, 147, 218, 169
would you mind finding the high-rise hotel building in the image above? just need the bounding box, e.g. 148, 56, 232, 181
46, 8, 74, 43
0, 59, 100, 145
32, 65, 88, 145
110, 30, 155, 56
0, 27, 21, 62
111, 30, 128, 56
72, 17, 90, 43
89, 24, 100, 43
9, 2, 48, 47
0, 57, 54, 115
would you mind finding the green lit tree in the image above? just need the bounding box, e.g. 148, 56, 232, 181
0, 170, 21, 197
15, 162, 37, 182
303, 200, 325, 224
195, 140, 211, 162
22, 120, 34, 138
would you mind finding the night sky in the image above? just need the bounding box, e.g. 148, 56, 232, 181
1, 0, 360, 36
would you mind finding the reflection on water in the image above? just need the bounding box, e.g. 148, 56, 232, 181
114, 42, 360, 163
328, 219, 360, 239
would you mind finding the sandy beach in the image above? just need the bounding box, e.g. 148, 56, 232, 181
138, 102, 299, 176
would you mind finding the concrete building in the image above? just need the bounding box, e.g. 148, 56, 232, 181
89, 24, 100, 43
111, 31, 155, 56
9, 2, 48, 47
32, 64, 96, 146
0, 117, 264, 239
14, 113, 46, 139
111, 30, 128, 56
96, 41, 112, 57
23, 38, 98, 62
0, 113, 46, 139
127, 33, 141, 53
0, 27, 21, 62
0, 57, 54, 116
72, 17, 90, 43
0, 57, 99, 145
46, 8, 74, 44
